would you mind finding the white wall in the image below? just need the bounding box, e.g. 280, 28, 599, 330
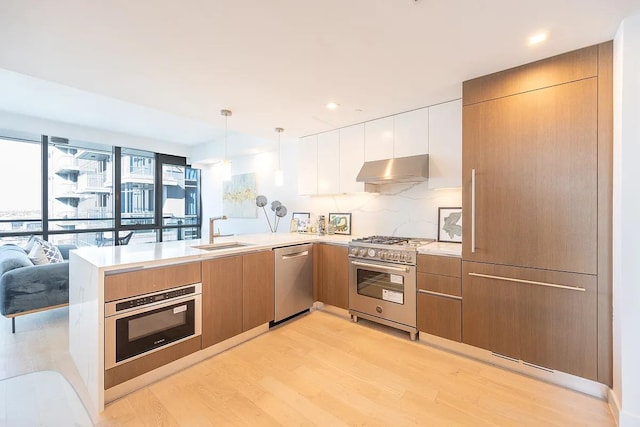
193, 136, 461, 241
0, 110, 190, 157
194, 136, 309, 238
612, 13, 640, 427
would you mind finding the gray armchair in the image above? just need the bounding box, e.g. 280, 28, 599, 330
0, 243, 76, 333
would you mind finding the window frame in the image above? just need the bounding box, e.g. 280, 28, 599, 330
0, 135, 202, 246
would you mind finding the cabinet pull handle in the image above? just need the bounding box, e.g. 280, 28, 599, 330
417, 289, 462, 300
471, 168, 476, 253
282, 251, 309, 260
467, 272, 585, 292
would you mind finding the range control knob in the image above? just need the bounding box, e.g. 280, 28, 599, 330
367, 248, 376, 257
350, 247, 359, 256
359, 248, 367, 257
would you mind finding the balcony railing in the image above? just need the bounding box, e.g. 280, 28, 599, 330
77, 172, 111, 192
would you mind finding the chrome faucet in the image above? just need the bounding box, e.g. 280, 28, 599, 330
209, 216, 227, 243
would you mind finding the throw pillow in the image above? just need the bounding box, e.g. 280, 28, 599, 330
32, 237, 64, 264
28, 243, 50, 265
23, 235, 38, 253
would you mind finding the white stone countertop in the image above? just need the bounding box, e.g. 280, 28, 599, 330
418, 241, 462, 257
71, 232, 356, 271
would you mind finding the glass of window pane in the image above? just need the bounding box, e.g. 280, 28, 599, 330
48, 141, 114, 234
162, 164, 185, 226
161, 165, 200, 240
121, 149, 155, 226
0, 136, 42, 239
49, 232, 106, 248
161, 227, 199, 241
185, 167, 201, 238
125, 229, 157, 244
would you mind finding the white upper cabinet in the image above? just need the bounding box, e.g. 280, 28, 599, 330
364, 116, 394, 161
428, 99, 462, 189
394, 107, 428, 158
298, 134, 318, 195
339, 123, 365, 193
298, 99, 461, 195
317, 130, 340, 194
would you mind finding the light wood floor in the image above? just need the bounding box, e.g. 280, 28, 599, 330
1, 309, 614, 426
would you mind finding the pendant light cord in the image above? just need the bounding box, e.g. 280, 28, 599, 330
275, 127, 284, 169
221, 109, 232, 163
224, 115, 227, 161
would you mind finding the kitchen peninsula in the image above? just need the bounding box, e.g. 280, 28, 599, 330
69, 233, 355, 416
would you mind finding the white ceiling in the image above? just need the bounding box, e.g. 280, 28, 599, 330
0, 0, 638, 151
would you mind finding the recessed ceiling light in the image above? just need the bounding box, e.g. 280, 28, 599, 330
326, 102, 339, 110
528, 32, 547, 45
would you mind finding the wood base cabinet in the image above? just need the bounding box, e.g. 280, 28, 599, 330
462, 261, 597, 380
202, 250, 275, 348
417, 255, 462, 342
243, 250, 275, 331
316, 244, 349, 309
202, 256, 243, 348
417, 293, 461, 342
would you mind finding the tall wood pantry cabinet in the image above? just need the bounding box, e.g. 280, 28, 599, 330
461, 42, 613, 384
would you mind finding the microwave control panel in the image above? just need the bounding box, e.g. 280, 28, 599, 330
115, 286, 195, 312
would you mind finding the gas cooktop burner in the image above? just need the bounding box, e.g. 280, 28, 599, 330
348, 236, 435, 265
350, 236, 433, 247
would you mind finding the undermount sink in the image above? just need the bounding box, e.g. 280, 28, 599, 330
191, 242, 252, 251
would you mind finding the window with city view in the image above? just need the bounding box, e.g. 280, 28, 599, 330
0, 134, 201, 247
48, 140, 114, 247
121, 148, 156, 228
0, 137, 42, 246
162, 164, 200, 241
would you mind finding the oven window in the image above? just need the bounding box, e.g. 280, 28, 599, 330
356, 269, 404, 304
129, 308, 187, 341
115, 300, 195, 364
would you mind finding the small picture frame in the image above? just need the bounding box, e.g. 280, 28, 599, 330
328, 212, 352, 235
292, 212, 310, 232
438, 207, 462, 243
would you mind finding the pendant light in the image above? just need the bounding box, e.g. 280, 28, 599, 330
274, 127, 284, 186
221, 109, 232, 181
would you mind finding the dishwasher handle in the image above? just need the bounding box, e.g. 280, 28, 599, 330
281, 250, 309, 260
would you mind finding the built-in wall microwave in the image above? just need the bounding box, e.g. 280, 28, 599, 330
104, 283, 202, 369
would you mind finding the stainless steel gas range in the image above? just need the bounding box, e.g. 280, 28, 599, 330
348, 236, 434, 340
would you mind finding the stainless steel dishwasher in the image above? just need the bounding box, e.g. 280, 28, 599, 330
273, 243, 314, 323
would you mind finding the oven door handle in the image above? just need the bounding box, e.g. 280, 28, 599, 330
351, 261, 409, 273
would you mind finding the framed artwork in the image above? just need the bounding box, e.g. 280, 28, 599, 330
438, 207, 462, 243
328, 212, 352, 235
222, 173, 257, 218
292, 212, 310, 232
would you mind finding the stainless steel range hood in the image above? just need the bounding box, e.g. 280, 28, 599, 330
356, 154, 429, 192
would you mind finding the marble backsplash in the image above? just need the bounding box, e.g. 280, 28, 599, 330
309, 183, 462, 239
